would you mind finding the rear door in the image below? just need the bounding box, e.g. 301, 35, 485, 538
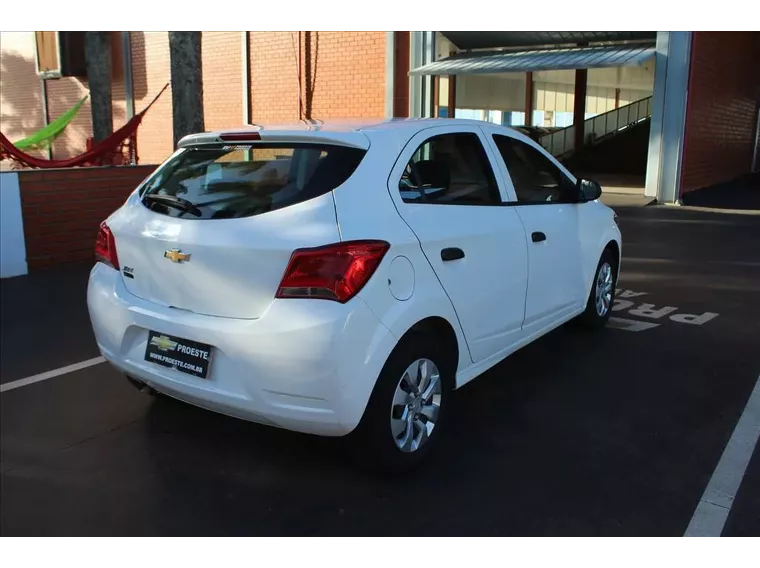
489, 131, 586, 331
386, 125, 529, 363
108, 140, 367, 319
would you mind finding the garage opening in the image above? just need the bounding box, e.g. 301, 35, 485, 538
411, 32, 658, 197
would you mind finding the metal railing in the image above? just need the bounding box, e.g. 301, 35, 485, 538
539, 96, 653, 158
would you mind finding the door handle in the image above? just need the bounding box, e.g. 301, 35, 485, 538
531, 232, 546, 243
441, 247, 465, 261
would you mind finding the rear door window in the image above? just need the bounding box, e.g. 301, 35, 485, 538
398, 133, 502, 205
140, 143, 366, 219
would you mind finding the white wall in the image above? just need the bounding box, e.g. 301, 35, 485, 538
0, 31, 43, 158
450, 65, 655, 127
534, 64, 655, 90
455, 73, 526, 112
0, 172, 28, 278
533, 83, 652, 114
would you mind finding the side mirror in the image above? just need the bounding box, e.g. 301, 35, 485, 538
578, 178, 602, 202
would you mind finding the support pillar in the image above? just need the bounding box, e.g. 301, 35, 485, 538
85, 31, 113, 143
422, 32, 436, 118
242, 32, 251, 125
40, 78, 52, 159
122, 32, 135, 121
573, 68, 587, 151
169, 31, 204, 148
304, 31, 314, 120
392, 32, 410, 118
409, 32, 423, 118
384, 31, 395, 118
524, 71, 534, 126
645, 31, 692, 203
448, 75, 456, 118
409, 31, 435, 118
433, 76, 440, 118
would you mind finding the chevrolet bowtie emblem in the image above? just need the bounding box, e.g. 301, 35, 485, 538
164, 249, 191, 263
150, 335, 178, 351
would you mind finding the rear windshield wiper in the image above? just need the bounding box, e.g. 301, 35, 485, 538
142, 194, 202, 217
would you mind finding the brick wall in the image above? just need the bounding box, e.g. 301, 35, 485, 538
47, 33, 129, 159
131, 32, 174, 165
0, 32, 130, 164
301, 32, 386, 119
133, 31, 245, 162
0, 32, 46, 164
18, 165, 156, 270
249, 31, 387, 122
202, 32, 243, 130
4, 31, 394, 169
680, 32, 760, 194
249, 32, 301, 122
133, 31, 388, 159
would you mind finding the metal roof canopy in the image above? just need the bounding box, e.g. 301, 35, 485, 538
440, 31, 656, 50
410, 44, 656, 76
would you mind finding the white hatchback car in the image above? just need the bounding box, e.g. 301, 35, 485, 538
88, 118, 621, 470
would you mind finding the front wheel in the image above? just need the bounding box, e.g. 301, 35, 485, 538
350, 335, 453, 473
576, 249, 617, 329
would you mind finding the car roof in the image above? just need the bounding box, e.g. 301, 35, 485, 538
225, 117, 499, 133
177, 117, 534, 150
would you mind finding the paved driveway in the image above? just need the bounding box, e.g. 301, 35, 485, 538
1, 202, 759, 536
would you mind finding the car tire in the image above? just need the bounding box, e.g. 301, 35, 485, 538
576, 248, 618, 330
350, 334, 453, 474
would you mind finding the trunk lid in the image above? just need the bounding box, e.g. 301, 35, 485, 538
108, 139, 367, 319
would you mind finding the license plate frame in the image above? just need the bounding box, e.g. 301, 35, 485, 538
144, 331, 213, 379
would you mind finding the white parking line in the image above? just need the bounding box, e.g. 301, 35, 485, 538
0, 356, 106, 394
684, 374, 760, 537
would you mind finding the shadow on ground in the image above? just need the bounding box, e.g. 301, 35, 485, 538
681, 172, 760, 211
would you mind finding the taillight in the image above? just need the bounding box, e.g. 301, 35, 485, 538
276, 241, 390, 303
219, 132, 261, 142
95, 221, 119, 270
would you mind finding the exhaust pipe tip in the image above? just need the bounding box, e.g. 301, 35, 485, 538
125, 375, 158, 397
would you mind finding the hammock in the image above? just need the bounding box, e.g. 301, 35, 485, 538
13, 95, 89, 150
0, 84, 169, 169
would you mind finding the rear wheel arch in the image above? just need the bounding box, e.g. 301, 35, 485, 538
395, 316, 459, 389
350, 316, 458, 471
355, 314, 460, 427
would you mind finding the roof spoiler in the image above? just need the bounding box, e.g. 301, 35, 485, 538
177, 129, 370, 150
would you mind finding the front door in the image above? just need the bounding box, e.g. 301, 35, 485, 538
490, 133, 586, 332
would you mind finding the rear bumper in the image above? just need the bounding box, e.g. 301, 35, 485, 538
86, 264, 397, 436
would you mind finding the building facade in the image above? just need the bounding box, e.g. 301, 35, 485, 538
1, 31, 759, 204
0, 31, 397, 166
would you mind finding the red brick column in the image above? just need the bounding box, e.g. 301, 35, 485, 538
680, 32, 760, 195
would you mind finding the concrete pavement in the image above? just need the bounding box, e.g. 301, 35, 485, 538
2, 203, 759, 536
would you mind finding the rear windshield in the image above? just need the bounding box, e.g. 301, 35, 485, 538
139, 143, 366, 219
